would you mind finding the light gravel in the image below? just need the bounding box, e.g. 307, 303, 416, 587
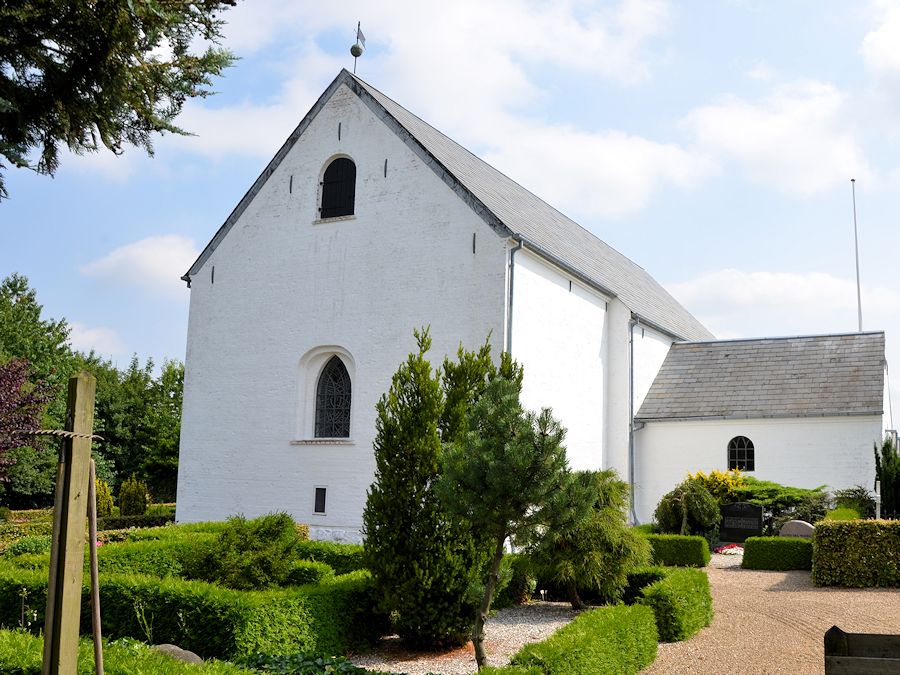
349, 554, 900, 674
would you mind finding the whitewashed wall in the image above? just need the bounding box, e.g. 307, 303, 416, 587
604, 298, 631, 479
177, 83, 508, 540
633, 415, 883, 523
632, 324, 673, 413
510, 250, 608, 470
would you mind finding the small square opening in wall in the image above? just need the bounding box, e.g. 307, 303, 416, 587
314, 487, 327, 515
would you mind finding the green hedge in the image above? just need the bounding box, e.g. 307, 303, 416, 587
485, 604, 657, 674
643, 534, 710, 567
622, 566, 668, 605
97, 514, 176, 530
637, 568, 713, 642
293, 541, 366, 575
0, 563, 386, 660
0, 629, 250, 674
812, 520, 900, 587
742, 537, 812, 570
122, 522, 229, 541
95, 539, 203, 578
286, 561, 335, 586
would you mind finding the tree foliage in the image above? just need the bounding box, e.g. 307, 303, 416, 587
0, 0, 237, 199
362, 329, 489, 649
654, 479, 720, 537
525, 469, 651, 609
875, 437, 899, 518
0, 359, 52, 477
439, 372, 579, 670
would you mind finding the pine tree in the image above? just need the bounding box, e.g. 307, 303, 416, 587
875, 437, 899, 518
362, 328, 486, 648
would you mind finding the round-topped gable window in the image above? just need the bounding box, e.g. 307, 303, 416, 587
320, 157, 356, 218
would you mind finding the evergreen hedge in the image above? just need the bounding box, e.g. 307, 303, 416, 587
742, 537, 812, 570
812, 520, 900, 587
294, 541, 366, 576
97, 513, 175, 530
485, 604, 657, 674
286, 561, 335, 586
643, 534, 710, 567
637, 568, 713, 642
622, 566, 668, 605
0, 563, 385, 659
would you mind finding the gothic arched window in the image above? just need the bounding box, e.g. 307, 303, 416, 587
315, 356, 351, 437
727, 436, 754, 471
320, 157, 356, 218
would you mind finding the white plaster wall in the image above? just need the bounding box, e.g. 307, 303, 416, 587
604, 298, 631, 478
632, 324, 673, 413
633, 415, 883, 523
510, 250, 607, 470
177, 84, 508, 539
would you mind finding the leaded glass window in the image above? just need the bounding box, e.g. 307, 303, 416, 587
315, 356, 351, 438
320, 157, 356, 218
727, 436, 754, 471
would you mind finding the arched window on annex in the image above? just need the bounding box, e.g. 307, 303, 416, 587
295, 346, 355, 443
315, 355, 351, 438
727, 436, 754, 471
319, 156, 356, 219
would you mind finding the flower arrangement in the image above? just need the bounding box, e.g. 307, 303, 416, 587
713, 543, 743, 555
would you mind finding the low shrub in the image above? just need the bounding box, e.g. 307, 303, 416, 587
654, 480, 720, 539
644, 534, 710, 567
95, 479, 114, 518
638, 568, 713, 642
2, 536, 51, 558
493, 554, 535, 608
486, 604, 657, 674
234, 652, 381, 674
97, 514, 175, 530
0, 629, 250, 674
687, 469, 747, 502
741, 537, 812, 570
294, 540, 366, 576
0, 562, 386, 660
95, 538, 201, 578
622, 566, 667, 605
824, 507, 860, 521
286, 561, 335, 587
6, 553, 49, 571
0, 507, 12, 523
123, 521, 229, 541
631, 523, 659, 535
833, 485, 876, 519
732, 477, 829, 534
118, 475, 149, 517
812, 520, 900, 587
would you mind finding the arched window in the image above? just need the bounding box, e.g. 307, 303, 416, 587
315, 356, 351, 437
727, 436, 754, 471
320, 157, 356, 218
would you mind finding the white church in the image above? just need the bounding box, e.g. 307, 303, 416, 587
176, 70, 887, 538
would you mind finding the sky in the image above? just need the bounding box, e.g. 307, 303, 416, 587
1, 0, 898, 425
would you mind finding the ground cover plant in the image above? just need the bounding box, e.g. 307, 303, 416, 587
741, 536, 812, 570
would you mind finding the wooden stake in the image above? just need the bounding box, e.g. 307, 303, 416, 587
42, 372, 96, 675
88, 460, 103, 674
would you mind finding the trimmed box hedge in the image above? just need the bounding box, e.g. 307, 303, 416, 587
644, 534, 710, 567
637, 567, 713, 642
812, 520, 900, 587
294, 540, 366, 575
96, 513, 176, 530
0, 629, 250, 674
622, 566, 668, 605
742, 536, 812, 570
485, 604, 657, 674
0, 562, 386, 660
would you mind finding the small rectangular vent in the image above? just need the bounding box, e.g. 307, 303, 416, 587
314, 487, 327, 514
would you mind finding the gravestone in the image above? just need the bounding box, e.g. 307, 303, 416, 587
719, 502, 763, 542
780, 519, 815, 539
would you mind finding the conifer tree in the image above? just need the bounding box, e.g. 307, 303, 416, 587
439, 373, 578, 670
362, 329, 486, 648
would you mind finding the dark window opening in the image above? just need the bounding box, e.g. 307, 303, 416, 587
315, 356, 351, 438
728, 436, 754, 471
320, 158, 356, 218
314, 487, 327, 514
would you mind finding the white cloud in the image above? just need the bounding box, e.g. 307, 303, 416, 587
667, 268, 900, 427
80, 235, 199, 298
682, 80, 874, 195
861, 1, 900, 76
68, 323, 126, 357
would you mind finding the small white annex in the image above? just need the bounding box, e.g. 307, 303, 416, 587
175, 70, 886, 539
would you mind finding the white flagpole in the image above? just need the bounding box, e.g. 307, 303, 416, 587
851, 178, 863, 332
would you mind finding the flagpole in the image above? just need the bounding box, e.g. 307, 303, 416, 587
851, 178, 862, 332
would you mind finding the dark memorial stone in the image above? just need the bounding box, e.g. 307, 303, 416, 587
719, 502, 763, 542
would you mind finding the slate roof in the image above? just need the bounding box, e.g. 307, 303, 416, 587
185, 70, 712, 341
635, 332, 885, 421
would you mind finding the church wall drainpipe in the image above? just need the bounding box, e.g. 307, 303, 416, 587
629, 317, 640, 524
506, 238, 524, 354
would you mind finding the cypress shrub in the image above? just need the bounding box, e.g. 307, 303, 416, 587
495, 604, 657, 674
638, 567, 713, 642
741, 536, 812, 570
875, 437, 899, 518
644, 533, 710, 567
118, 475, 149, 517
812, 520, 900, 587
95, 479, 114, 518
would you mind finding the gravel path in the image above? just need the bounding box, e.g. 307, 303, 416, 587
350, 555, 900, 674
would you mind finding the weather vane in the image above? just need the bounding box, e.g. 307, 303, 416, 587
351, 22, 365, 74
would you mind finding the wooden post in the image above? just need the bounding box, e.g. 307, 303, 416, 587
42, 372, 96, 675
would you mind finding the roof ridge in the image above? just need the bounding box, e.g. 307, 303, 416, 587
675, 331, 885, 346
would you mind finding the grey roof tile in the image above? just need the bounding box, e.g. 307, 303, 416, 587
635, 332, 885, 421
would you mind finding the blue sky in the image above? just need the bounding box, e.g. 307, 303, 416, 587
2, 0, 898, 424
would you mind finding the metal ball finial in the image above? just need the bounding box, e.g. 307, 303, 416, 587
350, 44, 363, 58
